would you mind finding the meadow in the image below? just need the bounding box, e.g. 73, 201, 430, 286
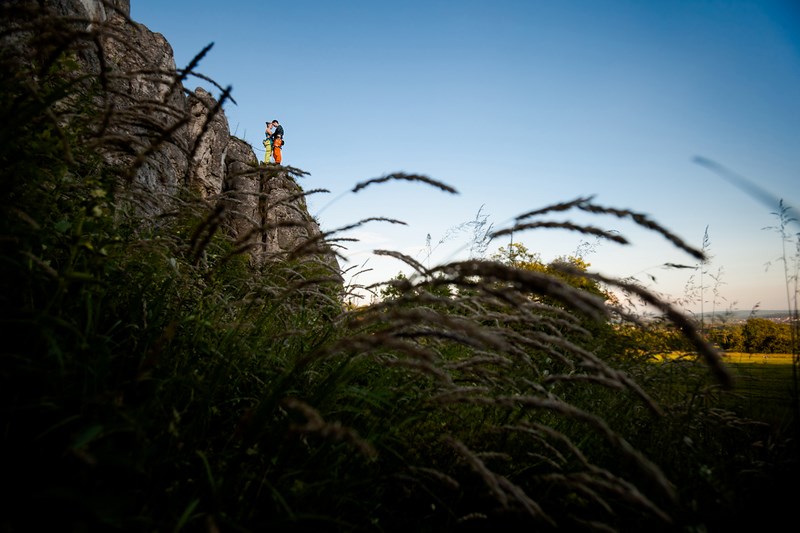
720, 353, 796, 427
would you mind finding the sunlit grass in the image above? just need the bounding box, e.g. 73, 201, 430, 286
652, 351, 793, 365
722, 352, 794, 365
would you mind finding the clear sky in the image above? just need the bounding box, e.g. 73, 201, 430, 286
132, 0, 799, 312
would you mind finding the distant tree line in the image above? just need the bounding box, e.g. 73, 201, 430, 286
707, 318, 795, 354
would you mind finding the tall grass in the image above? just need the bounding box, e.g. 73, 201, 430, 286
763, 200, 800, 433
1, 4, 796, 532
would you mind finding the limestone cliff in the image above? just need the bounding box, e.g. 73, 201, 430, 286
3, 0, 333, 268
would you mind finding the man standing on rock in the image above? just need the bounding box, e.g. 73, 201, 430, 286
270, 119, 284, 165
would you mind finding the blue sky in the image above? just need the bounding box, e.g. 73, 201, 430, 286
132, 0, 799, 311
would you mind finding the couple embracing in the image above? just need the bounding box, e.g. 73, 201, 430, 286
263, 119, 284, 165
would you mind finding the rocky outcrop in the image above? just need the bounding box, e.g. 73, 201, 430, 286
188, 87, 229, 199
37, 0, 129, 19
3, 0, 335, 268
221, 142, 325, 264
223, 137, 262, 241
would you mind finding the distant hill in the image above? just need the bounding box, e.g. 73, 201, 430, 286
683, 309, 795, 322
642, 309, 795, 322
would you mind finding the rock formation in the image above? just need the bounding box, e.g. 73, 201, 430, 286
3, 0, 333, 268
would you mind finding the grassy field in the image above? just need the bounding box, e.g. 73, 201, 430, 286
722, 352, 795, 365
719, 352, 796, 429
652, 351, 796, 428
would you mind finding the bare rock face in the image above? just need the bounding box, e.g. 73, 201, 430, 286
263, 174, 318, 252
223, 137, 261, 241
221, 140, 329, 266
188, 88, 229, 199
38, 0, 129, 19
101, 17, 190, 214
4, 0, 337, 270
74, 0, 129, 20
